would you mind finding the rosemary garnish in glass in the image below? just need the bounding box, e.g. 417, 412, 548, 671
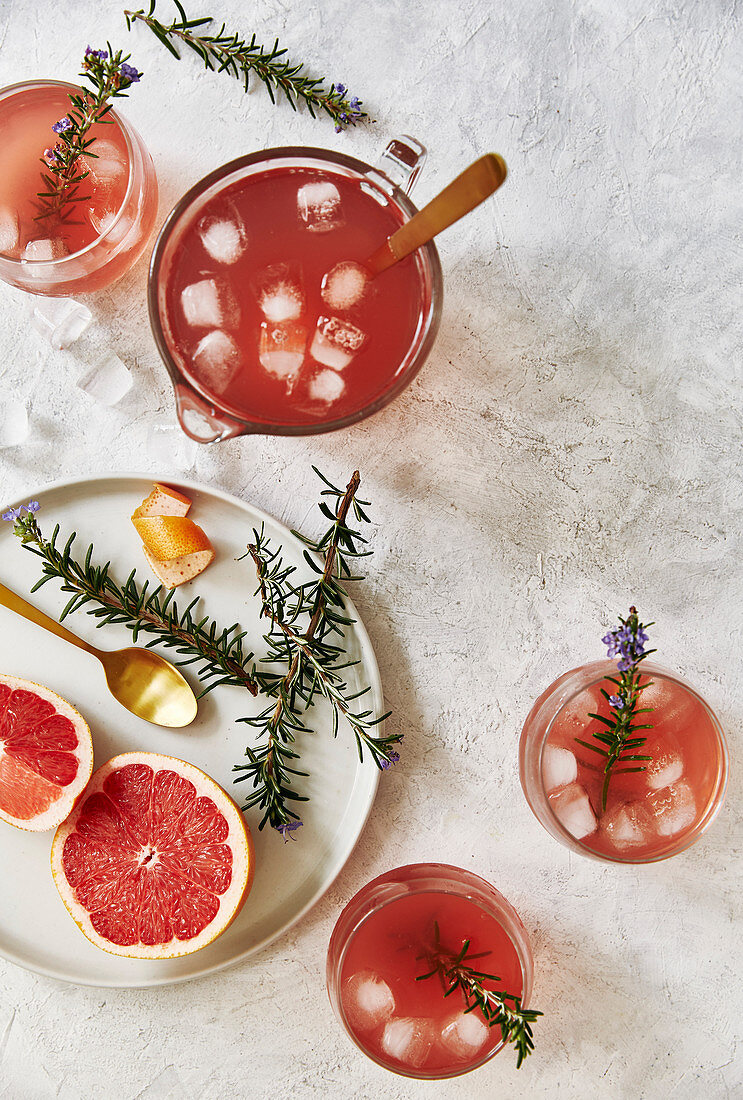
4, 503, 257, 697
125, 1, 368, 132
36, 45, 142, 224
575, 606, 656, 811
234, 468, 400, 835
416, 921, 542, 1068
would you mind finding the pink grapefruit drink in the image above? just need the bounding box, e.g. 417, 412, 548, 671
519, 661, 728, 863
327, 864, 534, 1079
0, 81, 158, 296
151, 151, 440, 436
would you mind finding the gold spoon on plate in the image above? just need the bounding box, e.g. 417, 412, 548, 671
0, 581, 197, 727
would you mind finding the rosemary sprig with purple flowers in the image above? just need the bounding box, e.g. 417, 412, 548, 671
234, 468, 400, 836
576, 606, 656, 811
36, 45, 142, 224
124, 1, 367, 131
416, 922, 542, 1068
3, 503, 257, 697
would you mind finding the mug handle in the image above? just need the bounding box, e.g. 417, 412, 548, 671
174, 383, 244, 443
376, 136, 427, 196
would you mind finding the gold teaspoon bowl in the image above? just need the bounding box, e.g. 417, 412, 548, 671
0, 581, 197, 728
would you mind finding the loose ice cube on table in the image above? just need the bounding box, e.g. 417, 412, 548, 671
440, 1011, 490, 1059
0, 206, 19, 255
77, 352, 133, 406
181, 279, 239, 330
146, 423, 197, 471
197, 212, 247, 265
256, 265, 304, 322
647, 779, 696, 837
601, 801, 654, 850
192, 330, 241, 395
308, 369, 345, 405
549, 783, 597, 839
31, 298, 92, 350
310, 316, 366, 370
297, 180, 343, 232
343, 971, 395, 1032
542, 745, 578, 792
259, 321, 307, 381
321, 261, 368, 310
380, 1018, 435, 1069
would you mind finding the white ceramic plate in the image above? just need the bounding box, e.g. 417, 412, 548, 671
0, 474, 381, 987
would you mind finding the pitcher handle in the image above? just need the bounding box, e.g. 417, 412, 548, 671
376, 136, 427, 196
174, 383, 244, 444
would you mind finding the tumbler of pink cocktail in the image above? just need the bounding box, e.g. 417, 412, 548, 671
519, 660, 728, 863
0, 80, 158, 296
327, 864, 537, 1079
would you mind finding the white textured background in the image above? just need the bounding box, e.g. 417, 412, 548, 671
0, 0, 741, 1096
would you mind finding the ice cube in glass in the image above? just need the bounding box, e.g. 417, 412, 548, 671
440, 1011, 490, 1059
549, 783, 597, 839
297, 180, 343, 232
310, 316, 366, 370
380, 1018, 435, 1069
77, 351, 133, 406
0, 206, 20, 255
542, 745, 578, 792
259, 321, 307, 381
343, 971, 395, 1033
647, 779, 696, 837
600, 801, 654, 850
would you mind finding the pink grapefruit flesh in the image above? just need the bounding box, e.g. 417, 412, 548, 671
51, 752, 254, 959
0, 675, 94, 832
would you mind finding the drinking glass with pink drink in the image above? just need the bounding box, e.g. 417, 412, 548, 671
327, 864, 539, 1079
520, 609, 728, 863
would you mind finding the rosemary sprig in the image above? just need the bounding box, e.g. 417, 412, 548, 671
36, 45, 142, 224
124, 1, 367, 132
575, 606, 656, 811
416, 921, 542, 1068
3, 503, 257, 698
233, 468, 400, 834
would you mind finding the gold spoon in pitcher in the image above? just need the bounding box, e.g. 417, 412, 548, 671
321, 154, 508, 306
0, 581, 198, 727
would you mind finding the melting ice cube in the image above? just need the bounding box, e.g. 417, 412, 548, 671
181, 279, 239, 330
22, 238, 67, 263
297, 180, 343, 232
31, 298, 92, 350
637, 678, 696, 727
542, 745, 578, 792
256, 265, 304, 322
310, 316, 366, 371
197, 212, 247, 265
343, 971, 395, 1033
600, 801, 654, 850
549, 783, 597, 839
321, 261, 368, 310
380, 1018, 435, 1069
88, 205, 131, 245
83, 141, 126, 194
647, 779, 696, 837
192, 330, 241, 395
645, 748, 684, 791
440, 1011, 490, 1060
0, 206, 20, 255
259, 321, 307, 381
308, 369, 345, 405
146, 423, 197, 471
77, 351, 133, 406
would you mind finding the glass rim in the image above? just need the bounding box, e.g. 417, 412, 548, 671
0, 79, 136, 266
146, 145, 444, 437
326, 862, 534, 1080
529, 660, 729, 865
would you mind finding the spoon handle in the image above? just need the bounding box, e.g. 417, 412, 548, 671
0, 581, 96, 657
366, 153, 507, 276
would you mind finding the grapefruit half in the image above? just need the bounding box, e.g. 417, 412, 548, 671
0, 675, 94, 831
51, 752, 254, 959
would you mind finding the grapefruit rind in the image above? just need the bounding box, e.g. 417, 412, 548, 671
132, 484, 192, 520
143, 547, 216, 590
131, 516, 213, 561
0, 674, 94, 832
50, 752, 254, 960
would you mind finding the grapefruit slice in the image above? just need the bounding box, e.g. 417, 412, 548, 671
132, 515, 213, 561
0, 675, 94, 832
143, 547, 216, 590
51, 752, 254, 959
132, 483, 192, 520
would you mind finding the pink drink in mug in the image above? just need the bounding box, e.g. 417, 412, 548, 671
149, 139, 442, 441
0, 81, 158, 296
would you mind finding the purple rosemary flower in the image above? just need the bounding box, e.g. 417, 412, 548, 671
119, 62, 141, 84
52, 117, 73, 135
334, 83, 346, 95
276, 819, 303, 841
2, 507, 22, 522
334, 123, 343, 133
380, 750, 400, 770
24, 501, 40, 513
350, 96, 361, 110
608, 694, 624, 709
85, 46, 109, 61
